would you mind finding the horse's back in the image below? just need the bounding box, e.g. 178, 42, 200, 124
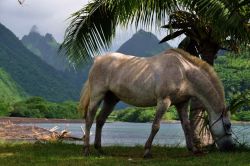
88, 53, 158, 106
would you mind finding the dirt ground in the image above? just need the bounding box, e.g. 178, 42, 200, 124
0, 117, 84, 141
0, 117, 84, 124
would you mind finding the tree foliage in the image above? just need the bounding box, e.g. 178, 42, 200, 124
215, 47, 250, 102
61, 0, 250, 65
112, 106, 178, 122
9, 97, 79, 119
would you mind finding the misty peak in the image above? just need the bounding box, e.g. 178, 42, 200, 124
137, 29, 147, 33
135, 29, 156, 38
45, 33, 55, 42
117, 29, 171, 56
22, 27, 58, 47
30, 25, 39, 34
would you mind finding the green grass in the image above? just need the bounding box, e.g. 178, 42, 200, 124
0, 142, 250, 166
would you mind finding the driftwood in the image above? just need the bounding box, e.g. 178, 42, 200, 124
0, 121, 83, 142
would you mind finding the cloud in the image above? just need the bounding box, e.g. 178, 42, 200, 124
0, 0, 88, 42
0, 0, 182, 47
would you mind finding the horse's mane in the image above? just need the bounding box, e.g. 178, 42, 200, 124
170, 48, 225, 100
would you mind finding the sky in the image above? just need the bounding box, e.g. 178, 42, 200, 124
0, 0, 183, 50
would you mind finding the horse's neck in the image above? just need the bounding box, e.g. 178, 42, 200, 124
188, 69, 225, 116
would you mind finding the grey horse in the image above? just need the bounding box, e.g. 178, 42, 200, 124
79, 48, 234, 158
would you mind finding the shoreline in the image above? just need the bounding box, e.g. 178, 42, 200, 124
0, 117, 84, 124
0, 117, 250, 125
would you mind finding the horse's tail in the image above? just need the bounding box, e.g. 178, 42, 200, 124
78, 80, 90, 119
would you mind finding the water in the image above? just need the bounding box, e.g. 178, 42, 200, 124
22, 122, 250, 146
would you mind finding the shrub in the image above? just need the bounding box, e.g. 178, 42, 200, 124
9, 96, 79, 119
163, 106, 179, 120
0, 101, 11, 116
232, 111, 250, 121
115, 107, 155, 122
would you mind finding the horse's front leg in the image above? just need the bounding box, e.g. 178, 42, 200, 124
144, 98, 171, 158
176, 101, 198, 153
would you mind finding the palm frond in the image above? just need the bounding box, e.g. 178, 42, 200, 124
60, 0, 178, 65
159, 30, 185, 43
159, 0, 250, 52
61, 0, 250, 65
195, 0, 250, 43
60, 1, 116, 66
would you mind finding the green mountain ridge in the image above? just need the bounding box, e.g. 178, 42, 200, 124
0, 68, 26, 101
21, 26, 70, 71
0, 22, 249, 119
0, 24, 173, 109
0, 68, 26, 116
0, 23, 81, 102
20, 28, 172, 109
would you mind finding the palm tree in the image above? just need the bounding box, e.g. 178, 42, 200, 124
61, 0, 249, 65
61, 0, 250, 148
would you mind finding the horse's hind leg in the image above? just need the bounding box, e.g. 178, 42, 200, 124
144, 98, 171, 158
94, 92, 119, 152
176, 101, 198, 153
84, 95, 104, 156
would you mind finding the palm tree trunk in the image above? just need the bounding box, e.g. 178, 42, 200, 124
190, 99, 213, 149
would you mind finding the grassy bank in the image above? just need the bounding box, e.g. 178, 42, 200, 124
0, 142, 250, 166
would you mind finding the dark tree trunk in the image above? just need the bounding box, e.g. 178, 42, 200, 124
179, 37, 220, 149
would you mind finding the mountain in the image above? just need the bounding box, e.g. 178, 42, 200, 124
20, 28, 172, 109
0, 68, 26, 102
0, 68, 26, 116
21, 25, 70, 71
117, 29, 171, 56
21, 29, 171, 73
0, 24, 169, 108
0, 23, 82, 102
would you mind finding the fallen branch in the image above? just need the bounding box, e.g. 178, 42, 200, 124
0, 122, 83, 142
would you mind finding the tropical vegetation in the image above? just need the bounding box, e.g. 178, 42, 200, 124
111, 106, 178, 122
0, 68, 26, 116
0, 23, 83, 102
215, 47, 250, 98
7, 97, 79, 119
0, 49, 250, 121
1, 0, 250, 121
60, 0, 249, 146
61, 0, 249, 66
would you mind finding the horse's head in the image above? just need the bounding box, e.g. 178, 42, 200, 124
209, 107, 235, 151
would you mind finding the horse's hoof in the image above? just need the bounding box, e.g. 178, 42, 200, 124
84, 151, 90, 156
94, 143, 101, 150
84, 148, 90, 156
143, 153, 153, 159
193, 150, 203, 154
94, 144, 104, 153
97, 149, 105, 156
97, 148, 104, 154
191, 147, 200, 153
84, 152, 90, 156
143, 149, 153, 159
192, 149, 205, 156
